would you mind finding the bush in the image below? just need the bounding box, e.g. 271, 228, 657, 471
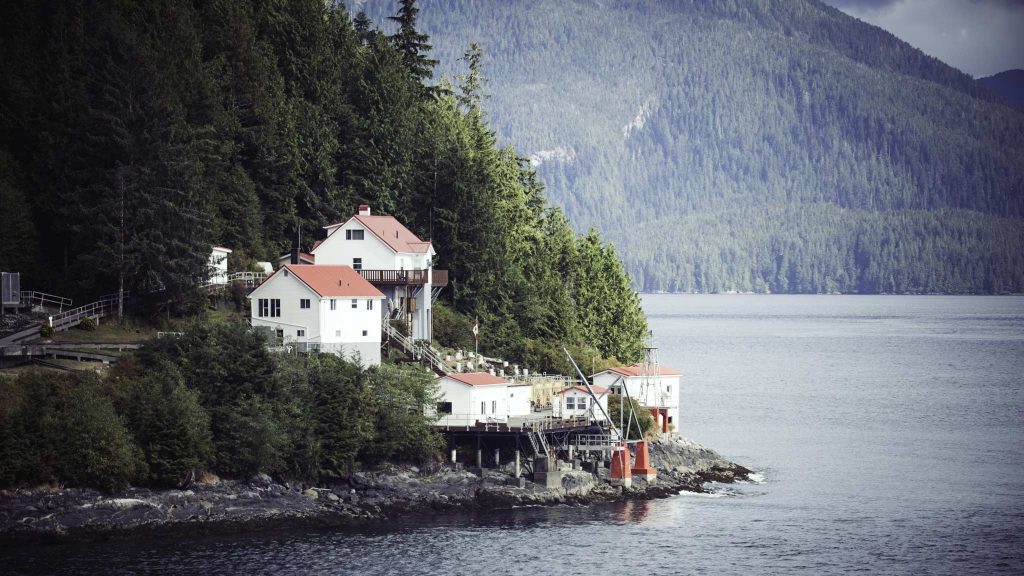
78, 317, 97, 331
608, 394, 658, 440
39, 324, 54, 338
431, 302, 474, 350
125, 361, 213, 486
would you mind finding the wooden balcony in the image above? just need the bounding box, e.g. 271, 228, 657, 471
357, 269, 448, 287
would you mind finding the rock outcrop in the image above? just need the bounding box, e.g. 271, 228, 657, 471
0, 437, 749, 545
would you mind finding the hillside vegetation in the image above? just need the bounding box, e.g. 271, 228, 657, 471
358, 0, 1024, 293
0, 0, 647, 366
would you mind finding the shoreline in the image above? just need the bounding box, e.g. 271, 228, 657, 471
0, 436, 750, 546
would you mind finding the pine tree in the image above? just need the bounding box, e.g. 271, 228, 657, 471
388, 0, 438, 84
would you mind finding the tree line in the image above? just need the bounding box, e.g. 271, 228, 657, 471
0, 0, 648, 366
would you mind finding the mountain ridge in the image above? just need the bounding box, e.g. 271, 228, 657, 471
356, 0, 1024, 293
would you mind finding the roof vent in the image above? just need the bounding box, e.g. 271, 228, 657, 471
358, 205, 371, 216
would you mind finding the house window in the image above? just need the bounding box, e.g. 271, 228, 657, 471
362, 330, 368, 336
480, 402, 486, 415
565, 397, 575, 410
335, 330, 341, 337
351, 299, 357, 309
578, 397, 588, 410
491, 400, 497, 414
275, 329, 284, 339
346, 229, 364, 240
437, 402, 453, 415
366, 300, 373, 310
667, 385, 672, 393
353, 258, 362, 270
330, 299, 336, 311
300, 299, 310, 309
258, 299, 281, 318
297, 329, 305, 337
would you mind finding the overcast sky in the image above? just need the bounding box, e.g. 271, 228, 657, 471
823, 0, 1024, 78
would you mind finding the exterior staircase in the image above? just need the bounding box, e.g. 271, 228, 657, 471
382, 321, 450, 376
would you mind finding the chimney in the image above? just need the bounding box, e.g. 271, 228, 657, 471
291, 248, 300, 265
358, 204, 371, 216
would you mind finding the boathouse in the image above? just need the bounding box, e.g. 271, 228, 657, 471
552, 385, 609, 422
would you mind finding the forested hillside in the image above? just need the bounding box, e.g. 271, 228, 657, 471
0, 0, 647, 365
979, 70, 1024, 112
357, 0, 1024, 293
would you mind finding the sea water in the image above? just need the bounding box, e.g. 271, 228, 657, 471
8, 295, 1024, 575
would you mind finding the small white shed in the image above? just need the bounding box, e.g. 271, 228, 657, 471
209, 246, 232, 284
552, 385, 609, 422
435, 372, 511, 426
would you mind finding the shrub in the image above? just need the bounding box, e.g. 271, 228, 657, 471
78, 317, 97, 331
125, 361, 213, 486
608, 394, 658, 440
431, 302, 474, 350
39, 324, 55, 338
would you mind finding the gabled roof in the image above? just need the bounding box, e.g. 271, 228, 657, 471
441, 372, 509, 386
591, 364, 682, 378
255, 264, 383, 298
321, 214, 433, 254
556, 385, 608, 396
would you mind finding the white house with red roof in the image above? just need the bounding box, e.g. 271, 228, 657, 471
249, 264, 385, 366
311, 205, 445, 342
435, 372, 532, 426
552, 385, 609, 422
591, 364, 681, 433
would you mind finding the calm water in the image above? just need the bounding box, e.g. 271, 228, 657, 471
8, 295, 1024, 575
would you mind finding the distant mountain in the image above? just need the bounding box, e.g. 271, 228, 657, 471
358, 0, 1024, 293
979, 69, 1024, 112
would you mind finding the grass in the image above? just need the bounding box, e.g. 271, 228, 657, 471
48, 320, 157, 344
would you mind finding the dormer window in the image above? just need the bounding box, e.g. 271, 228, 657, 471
346, 229, 364, 240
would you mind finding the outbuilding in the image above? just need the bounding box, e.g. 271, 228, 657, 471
552, 385, 609, 422
435, 372, 513, 427
591, 364, 681, 433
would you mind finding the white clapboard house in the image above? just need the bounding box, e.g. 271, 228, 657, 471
591, 364, 681, 433
311, 205, 446, 342
551, 385, 609, 422
435, 372, 533, 427
249, 264, 385, 366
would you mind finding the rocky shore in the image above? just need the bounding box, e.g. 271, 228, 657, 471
0, 436, 750, 546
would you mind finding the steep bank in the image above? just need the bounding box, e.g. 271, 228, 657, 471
0, 437, 749, 545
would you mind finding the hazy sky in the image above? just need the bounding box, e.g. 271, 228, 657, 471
824, 0, 1024, 77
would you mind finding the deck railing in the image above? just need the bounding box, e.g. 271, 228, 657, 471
357, 269, 449, 287
20, 291, 73, 311
48, 292, 126, 331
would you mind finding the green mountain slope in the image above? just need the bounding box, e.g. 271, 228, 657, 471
356, 0, 1024, 293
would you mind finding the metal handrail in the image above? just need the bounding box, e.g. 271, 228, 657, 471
20, 291, 73, 311
48, 292, 126, 330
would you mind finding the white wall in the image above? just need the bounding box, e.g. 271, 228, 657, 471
508, 384, 532, 417
553, 389, 608, 422
593, 371, 680, 429
315, 221, 402, 269
250, 271, 384, 367
435, 378, 509, 426
250, 270, 319, 342
209, 248, 230, 283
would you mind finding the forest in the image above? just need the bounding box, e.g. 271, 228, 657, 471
0, 0, 648, 366
359, 0, 1024, 294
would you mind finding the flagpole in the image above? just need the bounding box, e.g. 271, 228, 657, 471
473, 317, 479, 356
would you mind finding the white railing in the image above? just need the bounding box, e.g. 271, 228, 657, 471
200, 271, 266, 289
48, 293, 125, 331
383, 322, 450, 374
20, 291, 73, 311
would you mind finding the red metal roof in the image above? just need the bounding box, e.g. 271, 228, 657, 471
555, 385, 608, 396
322, 213, 433, 254
591, 364, 682, 378
442, 372, 509, 386
258, 264, 384, 298
277, 251, 316, 264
